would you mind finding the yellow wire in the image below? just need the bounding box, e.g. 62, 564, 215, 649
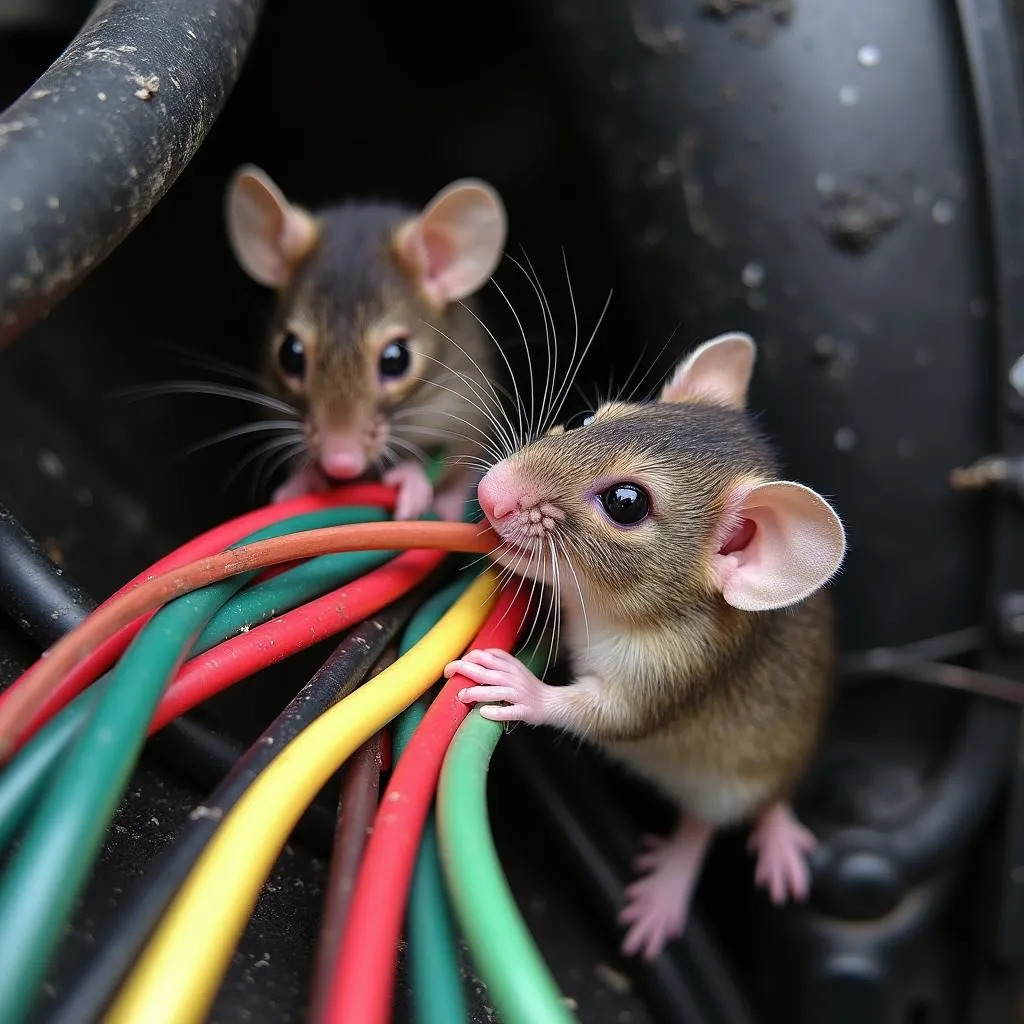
104, 570, 498, 1024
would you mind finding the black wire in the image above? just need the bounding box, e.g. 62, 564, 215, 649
44, 588, 425, 1024
503, 732, 758, 1024
0, 503, 97, 649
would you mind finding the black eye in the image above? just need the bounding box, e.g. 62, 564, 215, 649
600, 483, 650, 526
379, 337, 411, 378
278, 332, 306, 378
565, 410, 595, 430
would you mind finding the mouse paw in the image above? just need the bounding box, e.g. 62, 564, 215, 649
272, 464, 329, 503
618, 818, 714, 960
445, 648, 558, 726
747, 802, 817, 905
383, 461, 433, 520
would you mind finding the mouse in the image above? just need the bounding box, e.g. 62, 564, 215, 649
443, 332, 847, 959
224, 165, 508, 520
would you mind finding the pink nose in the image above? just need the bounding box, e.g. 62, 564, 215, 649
477, 466, 519, 521
319, 434, 367, 479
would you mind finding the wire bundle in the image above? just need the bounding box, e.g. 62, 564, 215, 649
0, 483, 586, 1024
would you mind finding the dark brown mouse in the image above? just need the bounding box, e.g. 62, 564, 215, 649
444, 333, 846, 959
224, 166, 507, 519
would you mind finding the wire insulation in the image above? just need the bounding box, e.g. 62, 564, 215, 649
0, 527, 432, 854
438, 709, 576, 1024
0, 520, 495, 754
326, 586, 527, 1024
47, 598, 417, 1024
1, 485, 396, 750
309, 580, 472, 1024
104, 570, 499, 1024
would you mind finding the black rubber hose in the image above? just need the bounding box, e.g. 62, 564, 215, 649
0, 0, 263, 348
44, 591, 422, 1024
0, 503, 96, 647
504, 732, 758, 1024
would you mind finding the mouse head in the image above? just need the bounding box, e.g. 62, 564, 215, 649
478, 333, 846, 624
225, 166, 507, 479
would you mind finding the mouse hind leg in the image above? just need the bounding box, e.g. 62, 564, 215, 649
747, 801, 817, 904
618, 816, 715, 960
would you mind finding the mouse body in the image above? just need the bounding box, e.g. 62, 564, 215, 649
225, 166, 507, 520
444, 333, 846, 959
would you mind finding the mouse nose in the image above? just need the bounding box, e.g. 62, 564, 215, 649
477, 466, 518, 521
319, 433, 367, 479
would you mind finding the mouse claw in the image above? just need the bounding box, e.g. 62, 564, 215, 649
748, 802, 816, 905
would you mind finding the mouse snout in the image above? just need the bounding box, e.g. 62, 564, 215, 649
317, 431, 368, 479
478, 465, 565, 541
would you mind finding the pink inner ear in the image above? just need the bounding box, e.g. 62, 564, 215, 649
719, 518, 756, 556
710, 482, 846, 612
421, 226, 455, 289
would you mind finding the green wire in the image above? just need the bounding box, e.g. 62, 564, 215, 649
0, 505, 394, 854
0, 505, 390, 1023
393, 578, 477, 1024
437, 663, 575, 1024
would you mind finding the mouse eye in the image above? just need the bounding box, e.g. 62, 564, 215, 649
565, 410, 595, 430
600, 483, 650, 526
278, 332, 306, 379
379, 337, 411, 379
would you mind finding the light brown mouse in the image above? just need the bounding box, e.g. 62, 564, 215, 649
444, 332, 847, 959
224, 166, 507, 520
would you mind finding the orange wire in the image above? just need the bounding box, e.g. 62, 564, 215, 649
0, 520, 498, 759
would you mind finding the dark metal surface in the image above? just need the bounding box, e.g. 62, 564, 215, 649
521, 0, 993, 655
0, 0, 263, 349
953, 0, 1024, 963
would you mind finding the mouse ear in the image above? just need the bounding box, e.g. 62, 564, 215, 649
395, 179, 507, 305
712, 481, 846, 612
224, 165, 319, 288
660, 333, 756, 410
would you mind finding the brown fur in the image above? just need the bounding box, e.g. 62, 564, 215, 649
263, 200, 494, 486
492, 395, 838, 826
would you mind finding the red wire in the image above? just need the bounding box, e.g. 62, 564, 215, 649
4, 483, 396, 750
325, 584, 529, 1024
147, 548, 443, 732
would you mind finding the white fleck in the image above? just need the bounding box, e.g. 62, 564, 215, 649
834, 427, 857, 451
932, 199, 956, 224
816, 172, 836, 196
1010, 354, 1024, 397
190, 805, 224, 821
30, 89, 51, 100
46, 195, 59, 209
839, 85, 859, 106
741, 260, 765, 288
97, 91, 107, 101
857, 45, 881, 68
118, 44, 137, 52
186, 27, 197, 39
8, 197, 23, 212
38, 449, 65, 479
150, 816, 160, 826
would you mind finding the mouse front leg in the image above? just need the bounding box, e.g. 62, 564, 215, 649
445, 648, 592, 728
383, 460, 434, 520
272, 463, 329, 503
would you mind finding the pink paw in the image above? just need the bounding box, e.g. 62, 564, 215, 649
445, 648, 556, 726
618, 819, 713, 960
747, 802, 817, 905
272, 464, 328, 503
383, 461, 434, 520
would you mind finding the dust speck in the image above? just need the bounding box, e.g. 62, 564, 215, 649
834, 427, 857, 451
932, 199, 956, 225
839, 85, 859, 106
742, 260, 765, 288
857, 45, 881, 67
